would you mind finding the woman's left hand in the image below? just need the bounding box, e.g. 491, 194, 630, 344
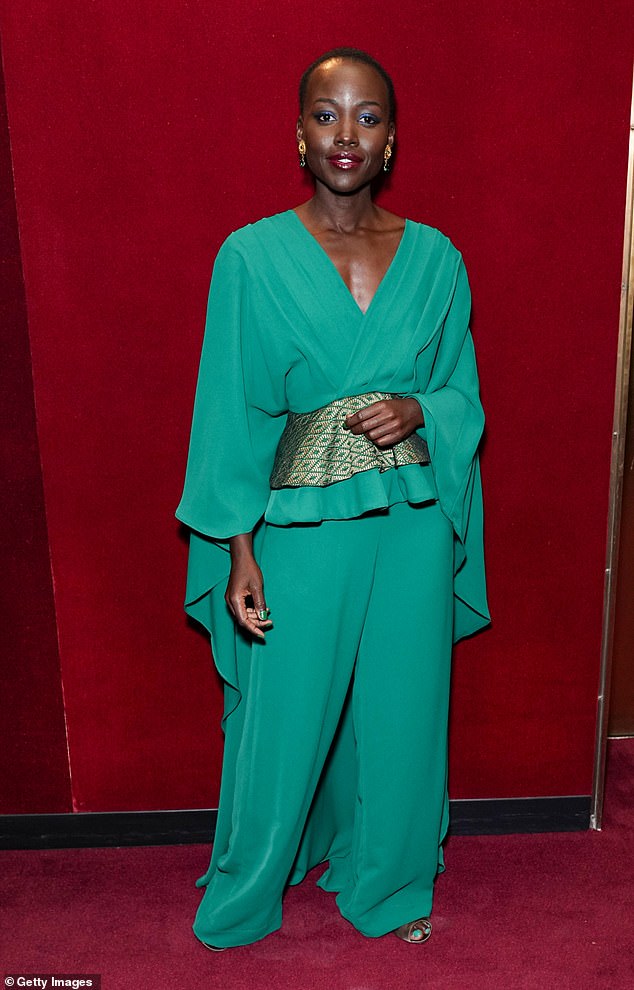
344, 397, 424, 448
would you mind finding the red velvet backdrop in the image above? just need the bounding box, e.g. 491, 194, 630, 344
0, 41, 70, 813
0, 1, 631, 814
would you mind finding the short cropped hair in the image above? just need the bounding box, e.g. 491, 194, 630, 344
299, 47, 396, 122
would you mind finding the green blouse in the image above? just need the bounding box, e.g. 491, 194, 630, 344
176, 211, 489, 717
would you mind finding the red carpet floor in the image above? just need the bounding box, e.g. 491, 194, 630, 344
2, 739, 633, 990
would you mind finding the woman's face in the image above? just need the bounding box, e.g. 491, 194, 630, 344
297, 58, 395, 195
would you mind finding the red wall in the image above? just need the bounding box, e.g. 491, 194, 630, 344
0, 1, 631, 813
0, 42, 71, 813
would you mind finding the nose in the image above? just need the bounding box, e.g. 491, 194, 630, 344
335, 114, 359, 146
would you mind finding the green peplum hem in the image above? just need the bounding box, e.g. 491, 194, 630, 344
264, 461, 438, 525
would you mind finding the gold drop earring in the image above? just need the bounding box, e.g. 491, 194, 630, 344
298, 139, 306, 168
383, 144, 392, 173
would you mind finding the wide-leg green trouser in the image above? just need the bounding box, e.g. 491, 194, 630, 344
192, 498, 454, 948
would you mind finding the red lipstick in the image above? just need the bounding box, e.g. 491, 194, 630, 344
327, 153, 363, 169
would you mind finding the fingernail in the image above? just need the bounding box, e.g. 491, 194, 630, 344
258, 608, 270, 621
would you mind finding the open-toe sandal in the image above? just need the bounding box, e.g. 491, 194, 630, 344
201, 941, 227, 952
393, 918, 432, 943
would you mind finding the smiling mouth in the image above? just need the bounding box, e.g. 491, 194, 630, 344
327, 154, 363, 168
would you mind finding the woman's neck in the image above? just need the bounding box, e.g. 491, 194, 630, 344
300, 184, 381, 234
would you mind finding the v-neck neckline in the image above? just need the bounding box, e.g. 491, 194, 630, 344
286, 209, 410, 318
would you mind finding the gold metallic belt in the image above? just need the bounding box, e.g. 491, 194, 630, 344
270, 391, 430, 489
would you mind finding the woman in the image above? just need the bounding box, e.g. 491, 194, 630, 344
176, 47, 489, 949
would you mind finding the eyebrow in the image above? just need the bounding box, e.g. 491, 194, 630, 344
312, 98, 383, 109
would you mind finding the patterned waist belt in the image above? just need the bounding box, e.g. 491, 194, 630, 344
270, 391, 430, 489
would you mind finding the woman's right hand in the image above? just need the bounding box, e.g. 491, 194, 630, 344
226, 533, 272, 639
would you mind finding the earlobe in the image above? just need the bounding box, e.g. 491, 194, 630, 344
296, 117, 304, 142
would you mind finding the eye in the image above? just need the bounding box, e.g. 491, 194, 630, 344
359, 113, 380, 126
314, 111, 336, 123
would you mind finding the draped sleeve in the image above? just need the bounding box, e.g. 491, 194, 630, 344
175, 234, 287, 721
405, 256, 490, 641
